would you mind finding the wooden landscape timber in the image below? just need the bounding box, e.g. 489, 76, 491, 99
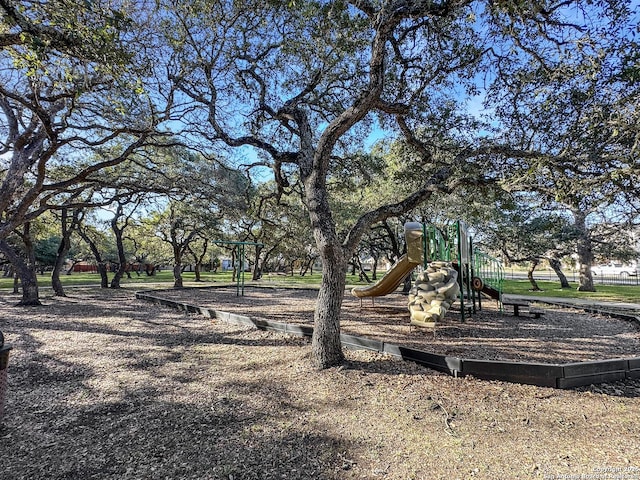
137, 287, 640, 389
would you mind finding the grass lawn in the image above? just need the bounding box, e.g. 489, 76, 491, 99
0, 270, 234, 289
1, 270, 638, 304
0, 270, 344, 289
502, 279, 640, 304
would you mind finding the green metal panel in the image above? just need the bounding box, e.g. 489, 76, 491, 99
473, 249, 505, 307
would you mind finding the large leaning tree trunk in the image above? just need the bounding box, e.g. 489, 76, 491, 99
526, 259, 542, 291
0, 227, 41, 306
302, 158, 349, 367
0, 241, 40, 305
548, 257, 571, 289
77, 227, 109, 288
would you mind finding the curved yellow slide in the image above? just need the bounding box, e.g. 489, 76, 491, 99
351, 255, 420, 298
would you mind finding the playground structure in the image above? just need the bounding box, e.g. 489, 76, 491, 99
351, 221, 505, 329
213, 240, 264, 296
472, 248, 504, 308
351, 224, 423, 299
408, 261, 460, 328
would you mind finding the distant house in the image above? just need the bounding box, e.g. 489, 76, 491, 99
71, 262, 97, 273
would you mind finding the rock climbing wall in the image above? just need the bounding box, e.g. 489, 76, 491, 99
408, 261, 460, 328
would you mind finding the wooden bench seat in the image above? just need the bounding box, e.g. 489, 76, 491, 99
502, 300, 530, 316
503, 300, 546, 318
528, 308, 545, 319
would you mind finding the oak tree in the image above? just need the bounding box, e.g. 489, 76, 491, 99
157, 0, 635, 367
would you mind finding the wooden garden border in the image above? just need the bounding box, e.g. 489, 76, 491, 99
136, 288, 640, 389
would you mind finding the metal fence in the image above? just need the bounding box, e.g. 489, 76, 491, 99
504, 270, 640, 286
590, 273, 640, 286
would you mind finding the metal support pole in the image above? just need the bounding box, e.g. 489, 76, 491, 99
457, 221, 466, 323
422, 223, 428, 268
213, 240, 263, 296
240, 242, 245, 296
470, 237, 477, 314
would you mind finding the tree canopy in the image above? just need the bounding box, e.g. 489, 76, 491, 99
1, 0, 638, 365
149, 0, 639, 367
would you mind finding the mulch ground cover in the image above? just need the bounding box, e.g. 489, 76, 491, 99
155, 285, 640, 363
1, 287, 639, 480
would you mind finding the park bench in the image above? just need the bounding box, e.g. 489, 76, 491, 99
502, 300, 530, 316
528, 307, 545, 319
502, 300, 545, 319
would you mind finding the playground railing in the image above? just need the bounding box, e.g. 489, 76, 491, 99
473, 250, 504, 297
